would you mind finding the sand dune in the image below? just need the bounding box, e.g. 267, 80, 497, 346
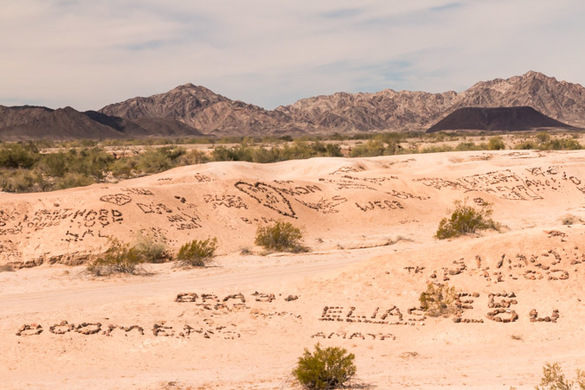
2, 150, 585, 389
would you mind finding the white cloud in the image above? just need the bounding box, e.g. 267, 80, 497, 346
0, 0, 583, 110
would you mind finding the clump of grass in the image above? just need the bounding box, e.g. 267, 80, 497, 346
536, 362, 585, 390
87, 239, 146, 276
419, 282, 458, 317
293, 343, 356, 390
435, 200, 499, 239
255, 221, 306, 252
177, 238, 218, 267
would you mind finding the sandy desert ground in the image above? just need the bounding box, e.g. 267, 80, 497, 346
2, 150, 585, 389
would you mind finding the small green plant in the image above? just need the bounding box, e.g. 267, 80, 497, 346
293, 344, 356, 390
419, 282, 458, 317
536, 362, 585, 390
435, 200, 499, 239
177, 238, 218, 266
87, 239, 146, 276
255, 221, 306, 252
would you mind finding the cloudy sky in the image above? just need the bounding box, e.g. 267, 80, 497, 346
1, 0, 583, 110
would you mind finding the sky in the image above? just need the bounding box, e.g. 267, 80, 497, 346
1, 0, 584, 110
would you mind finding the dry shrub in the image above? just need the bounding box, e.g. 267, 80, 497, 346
293, 343, 356, 390
419, 282, 458, 317
134, 233, 170, 263
87, 239, 146, 276
177, 238, 218, 267
436, 200, 499, 239
536, 362, 585, 390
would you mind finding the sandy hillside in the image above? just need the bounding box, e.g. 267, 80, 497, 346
2, 150, 585, 389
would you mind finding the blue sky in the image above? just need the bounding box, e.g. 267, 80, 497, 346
1, 0, 583, 110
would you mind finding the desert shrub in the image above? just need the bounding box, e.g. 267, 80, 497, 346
293, 344, 356, 390
178, 149, 210, 165
515, 140, 538, 149
455, 142, 481, 151
211, 141, 342, 163
487, 136, 506, 150
37, 152, 68, 176
536, 362, 585, 390
134, 146, 186, 174
255, 221, 306, 252
0, 142, 39, 169
536, 132, 551, 144
435, 200, 499, 239
67, 147, 114, 179
542, 138, 582, 150
134, 233, 170, 263
53, 172, 95, 189
515, 134, 582, 151
350, 137, 401, 157
0, 169, 46, 192
87, 239, 146, 276
419, 144, 454, 153
177, 238, 218, 266
419, 282, 458, 317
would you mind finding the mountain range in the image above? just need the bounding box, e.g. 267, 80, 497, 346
1, 71, 584, 140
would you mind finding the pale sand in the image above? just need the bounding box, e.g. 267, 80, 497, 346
1, 149, 585, 389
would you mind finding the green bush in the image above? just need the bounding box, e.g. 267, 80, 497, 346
255, 221, 306, 252
293, 344, 356, 390
536, 362, 585, 390
177, 238, 218, 266
419, 282, 458, 317
435, 201, 499, 239
0, 143, 39, 169
87, 239, 146, 276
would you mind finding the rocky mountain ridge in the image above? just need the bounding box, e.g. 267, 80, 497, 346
2, 71, 584, 139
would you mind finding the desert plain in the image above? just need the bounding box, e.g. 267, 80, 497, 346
2, 149, 585, 389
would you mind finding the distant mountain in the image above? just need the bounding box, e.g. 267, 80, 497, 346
100, 84, 297, 137
2, 71, 585, 140
0, 105, 202, 140
426, 106, 577, 132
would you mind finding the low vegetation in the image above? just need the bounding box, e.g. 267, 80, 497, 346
255, 221, 306, 252
515, 132, 583, 150
87, 239, 148, 276
419, 282, 458, 317
133, 233, 171, 264
293, 344, 356, 390
86, 235, 169, 276
536, 362, 585, 390
435, 200, 499, 239
0, 131, 582, 193
176, 238, 218, 267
